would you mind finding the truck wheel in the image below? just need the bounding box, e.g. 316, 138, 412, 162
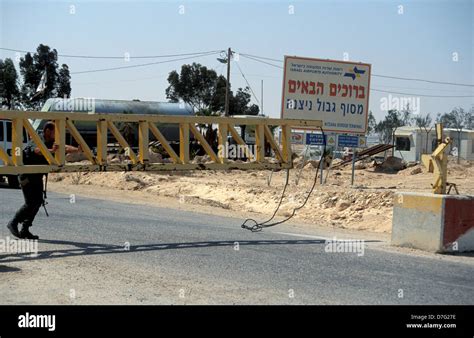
7, 175, 20, 189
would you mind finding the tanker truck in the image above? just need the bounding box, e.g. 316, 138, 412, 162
32, 97, 195, 152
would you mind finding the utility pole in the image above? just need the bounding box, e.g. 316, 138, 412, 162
261, 79, 264, 115
224, 47, 232, 117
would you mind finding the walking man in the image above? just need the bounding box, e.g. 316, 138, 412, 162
7, 121, 81, 239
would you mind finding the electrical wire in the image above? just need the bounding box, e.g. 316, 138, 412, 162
238, 52, 474, 87
234, 61, 260, 104
239, 53, 282, 63
4, 46, 473, 87
0, 47, 224, 60
238, 54, 474, 98
371, 89, 473, 98
241, 127, 326, 232
372, 84, 474, 94
71, 51, 220, 74
239, 54, 284, 69
371, 74, 474, 87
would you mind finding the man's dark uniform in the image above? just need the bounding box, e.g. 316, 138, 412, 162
8, 136, 52, 238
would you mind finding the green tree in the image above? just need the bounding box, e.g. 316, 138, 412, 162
166, 63, 219, 113
230, 87, 259, 116
18, 44, 71, 109
367, 110, 376, 134
400, 103, 413, 126
57, 64, 71, 98
414, 113, 433, 154
210, 75, 228, 113
166, 63, 259, 116
375, 109, 405, 144
469, 106, 474, 129
166, 63, 260, 149
0, 58, 20, 108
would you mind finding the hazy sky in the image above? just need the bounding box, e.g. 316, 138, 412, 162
1, 0, 473, 121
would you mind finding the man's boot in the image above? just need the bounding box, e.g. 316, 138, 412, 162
19, 225, 39, 240
7, 220, 21, 238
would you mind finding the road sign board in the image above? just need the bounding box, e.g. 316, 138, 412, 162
327, 135, 336, 146
337, 135, 359, 148
291, 132, 304, 144
305, 133, 326, 145
281, 55, 371, 134
358, 136, 367, 148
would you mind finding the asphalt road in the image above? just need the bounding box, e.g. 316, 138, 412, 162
0, 186, 473, 305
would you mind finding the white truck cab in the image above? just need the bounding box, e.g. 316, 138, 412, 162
0, 119, 29, 188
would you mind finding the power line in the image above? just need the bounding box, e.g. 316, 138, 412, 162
240, 53, 282, 63
71, 52, 220, 74
234, 61, 260, 104
240, 56, 473, 97
372, 84, 474, 94
371, 89, 473, 98
372, 74, 474, 87
74, 73, 169, 86
239, 52, 474, 87
240, 54, 283, 69
4, 46, 473, 87
0, 47, 224, 60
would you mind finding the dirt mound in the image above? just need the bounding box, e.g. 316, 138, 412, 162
396, 164, 424, 176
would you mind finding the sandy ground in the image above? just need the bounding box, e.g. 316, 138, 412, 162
47, 156, 474, 234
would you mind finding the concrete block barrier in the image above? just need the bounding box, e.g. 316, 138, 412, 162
391, 192, 474, 253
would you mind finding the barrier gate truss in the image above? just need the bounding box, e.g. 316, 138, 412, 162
0, 110, 322, 175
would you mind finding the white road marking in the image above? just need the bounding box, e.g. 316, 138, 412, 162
273, 231, 332, 241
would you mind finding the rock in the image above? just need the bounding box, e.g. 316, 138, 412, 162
375, 156, 406, 172
191, 155, 205, 164
410, 167, 422, 175
293, 156, 303, 167
66, 152, 89, 163
354, 163, 366, 170
336, 200, 351, 211
304, 160, 320, 169
148, 150, 163, 163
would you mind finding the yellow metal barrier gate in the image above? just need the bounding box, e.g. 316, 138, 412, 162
0, 110, 322, 174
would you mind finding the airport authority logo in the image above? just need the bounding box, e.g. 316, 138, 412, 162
344, 66, 365, 80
